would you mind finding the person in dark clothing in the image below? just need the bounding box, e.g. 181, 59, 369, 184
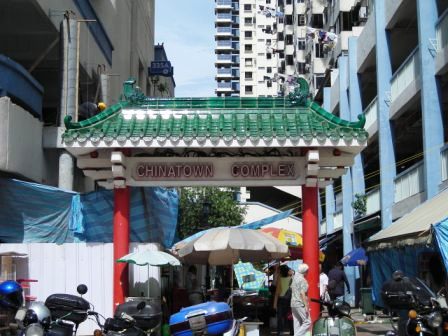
273, 265, 292, 336
381, 270, 417, 336
327, 262, 350, 301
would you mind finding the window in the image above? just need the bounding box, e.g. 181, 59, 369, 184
297, 62, 306, 74
341, 11, 353, 31
315, 43, 324, 58
244, 31, 253, 39
278, 51, 285, 58
278, 16, 284, 24
266, 39, 272, 46
297, 0, 305, 2
286, 0, 292, 4
315, 75, 325, 89
245, 72, 253, 79
267, 53, 272, 59
245, 85, 253, 93
267, 80, 272, 88
297, 38, 306, 50
286, 55, 294, 65
286, 15, 293, 25
298, 14, 306, 26
244, 4, 251, 11
278, 32, 284, 41
266, 0, 271, 3
267, 67, 272, 73
245, 44, 253, 52
286, 34, 294, 45
244, 17, 252, 25
245, 58, 253, 66
311, 14, 324, 29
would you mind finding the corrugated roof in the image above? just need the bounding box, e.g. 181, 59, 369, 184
367, 188, 448, 249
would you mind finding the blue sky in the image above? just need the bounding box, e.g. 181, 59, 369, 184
155, 1, 216, 97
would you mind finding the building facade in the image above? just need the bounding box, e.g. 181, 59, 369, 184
320, 0, 448, 302
0, 0, 175, 191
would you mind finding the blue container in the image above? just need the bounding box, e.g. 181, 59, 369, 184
169, 301, 233, 336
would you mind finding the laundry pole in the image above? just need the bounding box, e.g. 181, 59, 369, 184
113, 186, 130, 308
302, 186, 320, 323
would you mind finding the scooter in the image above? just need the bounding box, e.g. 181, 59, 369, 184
311, 298, 356, 336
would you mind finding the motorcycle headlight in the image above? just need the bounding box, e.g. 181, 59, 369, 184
427, 311, 443, 328
25, 323, 44, 336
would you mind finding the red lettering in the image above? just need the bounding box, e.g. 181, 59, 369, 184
231, 165, 239, 177
241, 165, 250, 177
192, 165, 204, 176
261, 164, 269, 176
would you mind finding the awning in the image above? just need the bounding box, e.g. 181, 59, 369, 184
366, 188, 448, 250
239, 210, 293, 230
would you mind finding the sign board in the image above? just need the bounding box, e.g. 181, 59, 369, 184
126, 157, 307, 187
148, 61, 173, 77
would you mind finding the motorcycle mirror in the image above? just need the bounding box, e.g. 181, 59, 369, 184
77, 284, 88, 295
137, 301, 146, 311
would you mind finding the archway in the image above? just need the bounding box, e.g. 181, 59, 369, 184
62, 78, 367, 322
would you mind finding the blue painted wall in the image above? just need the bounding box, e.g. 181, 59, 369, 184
375, 0, 396, 229
416, 0, 444, 199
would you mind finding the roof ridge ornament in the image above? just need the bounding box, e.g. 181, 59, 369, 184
287, 77, 310, 106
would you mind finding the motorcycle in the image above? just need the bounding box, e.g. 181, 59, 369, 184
93, 300, 162, 336
405, 285, 448, 336
311, 298, 356, 336
14, 284, 91, 336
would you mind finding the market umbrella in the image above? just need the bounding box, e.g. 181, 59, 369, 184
117, 250, 181, 297
176, 227, 289, 265
340, 247, 368, 266
260, 227, 326, 262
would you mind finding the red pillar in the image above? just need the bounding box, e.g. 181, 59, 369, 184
302, 186, 320, 323
113, 186, 130, 308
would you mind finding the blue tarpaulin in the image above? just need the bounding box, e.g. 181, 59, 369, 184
0, 178, 179, 247
432, 217, 448, 272
369, 246, 434, 306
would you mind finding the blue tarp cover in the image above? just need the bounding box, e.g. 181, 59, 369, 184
0, 178, 179, 247
432, 217, 448, 272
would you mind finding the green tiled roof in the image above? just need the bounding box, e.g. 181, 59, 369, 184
62, 78, 368, 144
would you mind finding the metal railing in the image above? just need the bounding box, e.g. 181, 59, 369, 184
217, 82, 232, 89
394, 161, 424, 203
390, 47, 420, 103
442, 146, 448, 181
216, 13, 232, 20
216, 0, 232, 6
364, 96, 378, 130
217, 68, 232, 75
320, 219, 327, 235
217, 40, 232, 47
436, 8, 448, 50
217, 27, 232, 34
217, 54, 232, 61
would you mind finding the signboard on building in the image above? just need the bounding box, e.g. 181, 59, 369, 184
148, 61, 173, 77
127, 157, 306, 186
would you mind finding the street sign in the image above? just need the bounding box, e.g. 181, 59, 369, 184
148, 61, 173, 77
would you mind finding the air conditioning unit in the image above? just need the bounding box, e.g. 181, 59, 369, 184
359, 7, 368, 21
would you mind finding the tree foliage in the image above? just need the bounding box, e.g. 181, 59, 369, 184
178, 187, 246, 239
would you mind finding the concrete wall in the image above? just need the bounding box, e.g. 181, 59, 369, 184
357, 12, 376, 72
0, 242, 162, 336
0, 97, 44, 182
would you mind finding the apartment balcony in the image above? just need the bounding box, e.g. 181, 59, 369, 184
364, 96, 378, 136
390, 47, 421, 116
296, 3, 307, 15
216, 0, 232, 10
277, 40, 285, 50
286, 64, 295, 76
216, 40, 233, 51
357, 10, 376, 73
216, 81, 233, 91
365, 187, 380, 216
435, 8, 448, 75
334, 211, 343, 231
215, 54, 233, 65
284, 3, 293, 15
215, 27, 233, 37
216, 68, 233, 79
216, 13, 232, 23
442, 145, 448, 182
394, 161, 424, 203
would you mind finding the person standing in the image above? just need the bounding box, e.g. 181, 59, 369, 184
186, 265, 202, 305
291, 264, 311, 336
319, 264, 329, 301
327, 262, 350, 301
273, 265, 292, 336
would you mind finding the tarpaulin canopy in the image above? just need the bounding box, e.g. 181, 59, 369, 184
432, 217, 448, 272
367, 188, 448, 250
0, 178, 179, 247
